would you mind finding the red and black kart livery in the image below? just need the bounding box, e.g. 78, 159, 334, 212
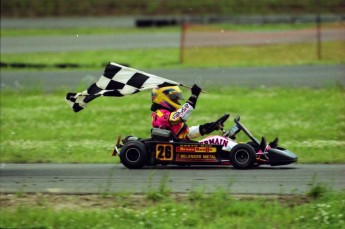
113, 114, 298, 169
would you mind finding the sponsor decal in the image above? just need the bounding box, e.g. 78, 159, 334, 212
199, 136, 229, 147
179, 154, 202, 159
172, 103, 190, 119
176, 145, 216, 153
176, 153, 217, 162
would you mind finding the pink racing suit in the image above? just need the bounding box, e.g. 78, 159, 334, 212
151, 103, 200, 140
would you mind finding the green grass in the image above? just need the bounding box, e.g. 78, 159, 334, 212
1, 25, 344, 163
2, 41, 344, 70
0, 26, 180, 37
1, 21, 344, 229
1, 22, 331, 37
1, 86, 344, 163
1, 188, 344, 229
2, 0, 344, 17
183, 41, 345, 67
2, 24, 344, 69
210, 23, 318, 31
1, 48, 182, 70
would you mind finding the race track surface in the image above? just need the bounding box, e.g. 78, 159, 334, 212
1, 27, 343, 53
1, 18, 344, 196
1, 163, 344, 194
2, 64, 345, 91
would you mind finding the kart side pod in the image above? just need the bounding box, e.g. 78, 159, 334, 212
267, 147, 298, 166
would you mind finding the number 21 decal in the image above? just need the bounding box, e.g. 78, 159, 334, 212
156, 144, 173, 160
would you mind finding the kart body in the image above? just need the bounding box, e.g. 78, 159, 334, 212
113, 114, 298, 169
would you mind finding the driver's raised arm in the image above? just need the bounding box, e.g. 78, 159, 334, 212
169, 84, 201, 124
167, 84, 221, 139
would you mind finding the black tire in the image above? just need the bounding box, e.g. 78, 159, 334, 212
119, 140, 147, 169
247, 142, 263, 167
247, 141, 260, 152
229, 144, 256, 169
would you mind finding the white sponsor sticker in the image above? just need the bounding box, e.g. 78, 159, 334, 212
172, 103, 193, 121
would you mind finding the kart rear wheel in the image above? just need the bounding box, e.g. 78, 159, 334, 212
120, 140, 147, 169
229, 144, 256, 169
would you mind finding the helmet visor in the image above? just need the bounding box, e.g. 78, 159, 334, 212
168, 92, 184, 101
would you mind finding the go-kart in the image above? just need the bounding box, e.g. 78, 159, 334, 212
112, 114, 297, 169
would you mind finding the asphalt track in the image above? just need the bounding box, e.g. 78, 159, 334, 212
1, 64, 345, 91
0, 163, 344, 194
1, 18, 344, 195
2, 66, 343, 195
1, 26, 343, 53
3, 29, 344, 53
1, 66, 344, 195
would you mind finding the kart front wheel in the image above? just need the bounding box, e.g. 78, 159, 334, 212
119, 140, 147, 169
229, 144, 256, 169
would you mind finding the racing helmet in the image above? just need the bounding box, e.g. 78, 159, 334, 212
152, 86, 184, 110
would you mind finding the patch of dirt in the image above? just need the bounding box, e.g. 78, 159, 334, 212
0, 193, 311, 210
0, 193, 154, 211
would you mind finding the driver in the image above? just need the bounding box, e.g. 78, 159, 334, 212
151, 84, 220, 140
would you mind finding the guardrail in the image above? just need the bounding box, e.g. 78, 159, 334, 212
136, 14, 344, 27
1, 14, 343, 29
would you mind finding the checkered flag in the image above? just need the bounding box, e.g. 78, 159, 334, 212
66, 62, 181, 112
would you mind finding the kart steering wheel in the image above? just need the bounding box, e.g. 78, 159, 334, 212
205, 113, 230, 133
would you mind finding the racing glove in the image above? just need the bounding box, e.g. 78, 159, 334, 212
187, 84, 202, 108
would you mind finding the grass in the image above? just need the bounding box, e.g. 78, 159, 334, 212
1, 24, 344, 163
183, 41, 345, 67
2, 22, 338, 37
1, 86, 344, 163
1, 48, 182, 70
187, 22, 344, 32
2, 0, 344, 17
1, 22, 344, 229
0, 26, 180, 37
2, 41, 344, 70
1, 23, 344, 69
1, 187, 344, 229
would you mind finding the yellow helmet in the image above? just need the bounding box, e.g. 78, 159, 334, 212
152, 86, 184, 110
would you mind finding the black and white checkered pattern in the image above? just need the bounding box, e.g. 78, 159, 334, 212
66, 62, 180, 112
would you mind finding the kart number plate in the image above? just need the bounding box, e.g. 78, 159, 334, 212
156, 144, 174, 161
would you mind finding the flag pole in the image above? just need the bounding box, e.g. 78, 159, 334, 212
180, 84, 207, 94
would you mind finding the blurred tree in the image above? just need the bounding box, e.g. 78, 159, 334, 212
1, 0, 344, 17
